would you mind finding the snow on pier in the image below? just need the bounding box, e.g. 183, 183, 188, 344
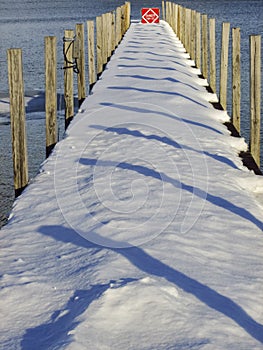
0, 21, 263, 350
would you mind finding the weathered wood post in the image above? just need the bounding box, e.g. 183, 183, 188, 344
190, 10, 196, 62
174, 2, 177, 30
162, 0, 166, 21
171, 3, 176, 33
232, 27, 241, 133
45, 36, 57, 158
121, 4, 126, 37
170, 1, 173, 28
167, 1, 170, 25
195, 12, 201, 70
185, 8, 191, 54
165, 2, 170, 26
87, 20, 96, 90
96, 16, 103, 77
201, 14, 208, 79
120, 5, 124, 37
75, 23, 86, 107
250, 35, 261, 168
182, 6, 187, 46
209, 18, 216, 93
102, 13, 108, 67
107, 12, 111, 59
219, 22, 230, 110
125, 2, 131, 31
175, 4, 179, 36
172, 1, 175, 26
116, 7, 122, 46
106, 12, 112, 60
7, 48, 28, 197
177, 4, 181, 40
111, 11, 116, 53
64, 29, 75, 129
170, 2, 174, 27
165, 1, 171, 25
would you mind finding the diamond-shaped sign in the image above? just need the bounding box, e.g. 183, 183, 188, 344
141, 8, 160, 24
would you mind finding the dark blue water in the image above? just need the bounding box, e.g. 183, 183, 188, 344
0, 0, 262, 226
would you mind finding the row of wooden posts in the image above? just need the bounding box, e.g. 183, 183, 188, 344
163, 1, 261, 173
5, 1, 262, 196
7, 2, 131, 197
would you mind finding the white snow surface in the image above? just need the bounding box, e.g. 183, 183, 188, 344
1, 21, 263, 350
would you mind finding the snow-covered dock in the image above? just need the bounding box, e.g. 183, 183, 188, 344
1, 21, 263, 350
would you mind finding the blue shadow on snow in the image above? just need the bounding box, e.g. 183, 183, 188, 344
100, 102, 223, 135
80, 157, 262, 231
117, 62, 192, 77
21, 286, 108, 350
107, 85, 208, 109
36, 225, 263, 345
90, 124, 238, 170
115, 74, 199, 91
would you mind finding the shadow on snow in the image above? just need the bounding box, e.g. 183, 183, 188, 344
80, 157, 262, 231
90, 124, 239, 170
99, 102, 222, 135
33, 224, 263, 345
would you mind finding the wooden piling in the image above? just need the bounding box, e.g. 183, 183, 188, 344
177, 4, 181, 40
116, 7, 122, 46
64, 29, 75, 129
75, 23, 86, 106
45, 36, 57, 158
171, 3, 176, 34
169, 2, 173, 30
195, 12, 201, 70
121, 5, 126, 37
169, 2, 174, 31
175, 4, 179, 36
190, 10, 196, 62
170, 2, 174, 28
102, 13, 108, 66
250, 35, 261, 168
7, 48, 28, 197
232, 27, 241, 133
162, 0, 166, 21
125, 2, 131, 31
209, 18, 216, 93
96, 16, 103, 76
87, 20, 96, 89
201, 14, 208, 79
182, 7, 187, 48
111, 11, 116, 53
166, 1, 171, 27
219, 22, 230, 111
185, 8, 191, 54
106, 12, 112, 60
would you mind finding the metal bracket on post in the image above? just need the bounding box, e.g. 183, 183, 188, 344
63, 35, 79, 74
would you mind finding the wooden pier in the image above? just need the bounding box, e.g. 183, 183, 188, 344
1, 3, 263, 349
6, 1, 262, 197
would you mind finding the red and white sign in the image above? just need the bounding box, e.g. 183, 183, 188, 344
141, 8, 160, 24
